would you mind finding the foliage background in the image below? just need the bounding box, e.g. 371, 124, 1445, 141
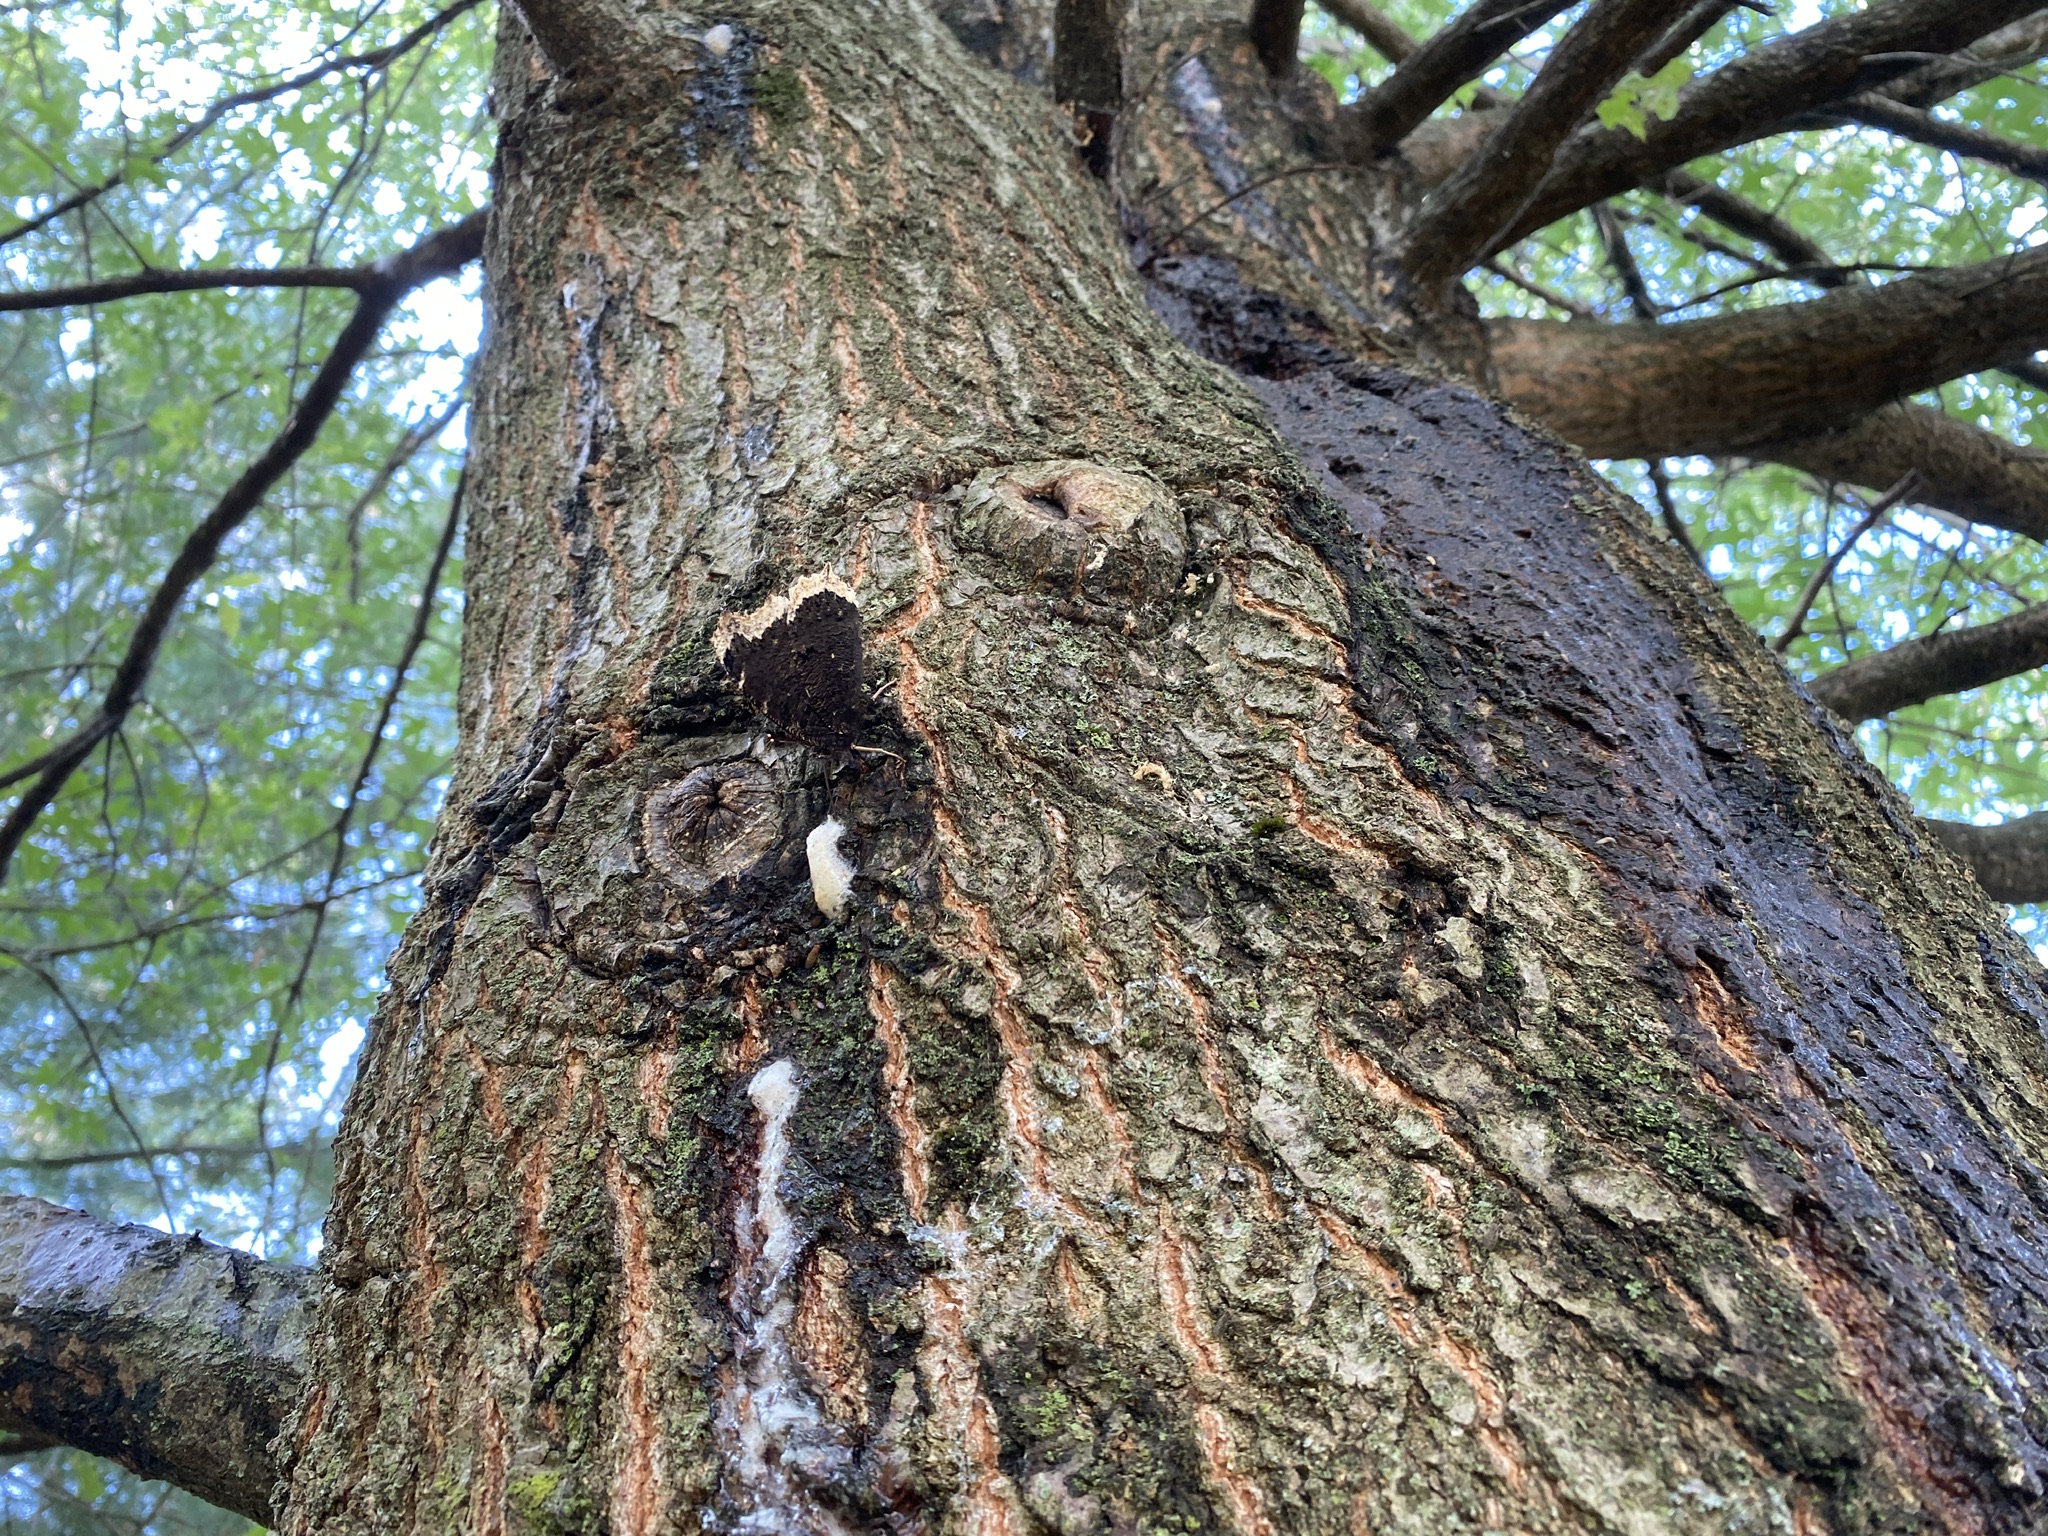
2, 0, 2044, 1525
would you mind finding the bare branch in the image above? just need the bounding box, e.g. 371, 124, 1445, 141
1344, 0, 1573, 155
1314, 0, 1418, 63
1923, 813, 2048, 903
1636, 0, 1748, 80
1811, 602, 2048, 721
1593, 201, 1658, 318
1764, 404, 2048, 545
1825, 94, 2048, 185
1481, 256, 1596, 317
0, 1140, 321, 1171
2003, 353, 2048, 393
0, 209, 488, 888
1403, 0, 1675, 286
0, 1195, 312, 1521
1493, 0, 2044, 250
1774, 473, 1921, 652
1059, 0, 1126, 172
1487, 243, 2048, 459
1647, 167, 1849, 284
1884, 8, 2048, 108
0, 262, 383, 314
0, 0, 485, 252
1648, 460, 1706, 568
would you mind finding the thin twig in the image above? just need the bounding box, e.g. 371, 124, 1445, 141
1147, 161, 1355, 256
5, 953, 176, 1227
1775, 472, 1922, 653
0, 209, 486, 887
346, 394, 465, 603
256, 465, 465, 1209
0, 1138, 322, 1170
1649, 461, 1706, 570
0, 0, 486, 251
1480, 256, 1598, 317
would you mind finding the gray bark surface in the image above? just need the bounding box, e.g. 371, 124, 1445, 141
0, 1195, 310, 1521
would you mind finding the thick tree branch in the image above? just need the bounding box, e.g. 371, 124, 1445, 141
510, 0, 664, 82
2003, 353, 2048, 393
1823, 94, 2048, 186
1249, 0, 1307, 76
0, 208, 487, 888
1315, 0, 1417, 63
1403, 0, 1675, 286
1923, 814, 2048, 903
1343, 0, 1574, 155
1492, 0, 2044, 250
0, 0, 485, 252
1635, 0, 1747, 80
1764, 404, 2048, 545
0, 1195, 313, 1521
1487, 243, 2048, 457
1811, 602, 2048, 721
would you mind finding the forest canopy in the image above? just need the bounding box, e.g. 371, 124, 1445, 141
5, 0, 2048, 1526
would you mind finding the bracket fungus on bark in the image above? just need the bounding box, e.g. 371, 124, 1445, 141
957, 460, 1187, 610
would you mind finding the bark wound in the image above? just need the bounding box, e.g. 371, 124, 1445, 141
958, 460, 1188, 621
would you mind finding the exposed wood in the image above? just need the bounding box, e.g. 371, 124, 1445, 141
0, 1195, 312, 1522
265, 6, 2048, 1528
1813, 601, 2048, 721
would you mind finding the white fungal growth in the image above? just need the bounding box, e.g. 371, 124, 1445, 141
701, 22, 734, 55
714, 1059, 854, 1534
807, 817, 856, 921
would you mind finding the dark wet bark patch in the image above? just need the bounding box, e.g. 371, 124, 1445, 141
1150, 251, 2048, 1522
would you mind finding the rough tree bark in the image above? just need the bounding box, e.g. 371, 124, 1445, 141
15, 2, 2048, 1533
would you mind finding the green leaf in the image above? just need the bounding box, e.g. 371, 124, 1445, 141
1596, 56, 1694, 140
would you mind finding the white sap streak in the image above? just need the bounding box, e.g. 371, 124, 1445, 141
715, 1058, 853, 1535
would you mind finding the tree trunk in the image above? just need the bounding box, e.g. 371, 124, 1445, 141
276, 3, 2048, 1532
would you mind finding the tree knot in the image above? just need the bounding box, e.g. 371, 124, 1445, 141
958, 460, 1188, 609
